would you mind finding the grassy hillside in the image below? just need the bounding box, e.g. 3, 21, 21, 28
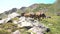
41, 16, 60, 34
0, 0, 60, 34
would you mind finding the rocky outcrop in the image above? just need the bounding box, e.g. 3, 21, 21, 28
20, 7, 27, 12
16, 16, 50, 34
0, 8, 17, 19
0, 15, 50, 34
29, 4, 39, 9
0, 12, 20, 23
17, 17, 39, 27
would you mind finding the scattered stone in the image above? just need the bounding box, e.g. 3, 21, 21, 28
12, 30, 20, 34
28, 26, 49, 34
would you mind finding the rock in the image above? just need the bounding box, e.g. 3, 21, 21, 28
28, 24, 50, 34
8, 12, 19, 18
20, 7, 27, 12
4, 12, 20, 23
0, 19, 6, 24
13, 21, 18, 24
17, 17, 40, 27
28, 26, 44, 34
12, 30, 20, 34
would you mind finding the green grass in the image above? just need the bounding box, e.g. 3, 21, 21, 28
0, 29, 10, 34
41, 16, 60, 34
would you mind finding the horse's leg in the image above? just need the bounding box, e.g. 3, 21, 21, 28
37, 16, 39, 20
42, 16, 46, 19
34, 15, 37, 20
42, 14, 46, 19
35, 17, 37, 20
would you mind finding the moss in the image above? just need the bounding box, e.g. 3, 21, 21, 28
0, 29, 10, 34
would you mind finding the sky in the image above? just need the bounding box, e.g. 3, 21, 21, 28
0, 0, 56, 13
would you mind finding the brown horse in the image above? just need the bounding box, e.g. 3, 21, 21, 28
21, 12, 46, 20
21, 12, 35, 18
21, 12, 25, 16
24, 13, 31, 17
34, 11, 46, 20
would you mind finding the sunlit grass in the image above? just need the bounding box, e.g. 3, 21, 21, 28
41, 16, 60, 34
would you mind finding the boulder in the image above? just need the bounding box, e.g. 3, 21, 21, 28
12, 30, 20, 34
28, 26, 50, 34
17, 17, 39, 27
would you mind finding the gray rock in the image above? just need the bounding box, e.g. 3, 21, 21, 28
28, 26, 47, 34
12, 30, 20, 34
17, 17, 40, 27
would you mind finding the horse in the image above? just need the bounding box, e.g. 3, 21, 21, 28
21, 12, 25, 16
34, 11, 46, 20
21, 12, 46, 20
24, 13, 31, 17
21, 12, 35, 18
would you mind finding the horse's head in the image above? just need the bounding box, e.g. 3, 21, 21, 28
21, 12, 25, 16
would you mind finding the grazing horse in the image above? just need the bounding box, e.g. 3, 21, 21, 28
21, 12, 46, 20
21, 12, 25, 16
21, 12, 35, 18
34, 11, 46, 20
24, 13, 31, 17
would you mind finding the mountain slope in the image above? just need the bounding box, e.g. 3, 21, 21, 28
1, 0, 60, 18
